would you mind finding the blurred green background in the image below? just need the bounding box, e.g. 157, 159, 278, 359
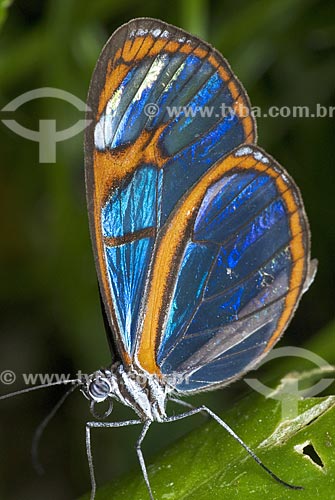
0, 0, 334, 499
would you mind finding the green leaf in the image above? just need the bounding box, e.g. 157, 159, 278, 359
80, 368, 335, 499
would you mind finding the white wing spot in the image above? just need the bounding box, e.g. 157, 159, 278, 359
137, 28, 149, 36
253, 150, 270, 164
234, 146, 253, 157
151, 28, 161, 37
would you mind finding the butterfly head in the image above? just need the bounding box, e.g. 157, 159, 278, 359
79, 364, 169, 422
81, 369, 115, 419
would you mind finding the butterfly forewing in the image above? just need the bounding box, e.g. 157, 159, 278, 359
85, 18, 257, 366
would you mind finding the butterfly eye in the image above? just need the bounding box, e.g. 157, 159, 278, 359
88, 377, 111, 402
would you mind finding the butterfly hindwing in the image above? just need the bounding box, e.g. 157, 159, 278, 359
138, 145, 310, 390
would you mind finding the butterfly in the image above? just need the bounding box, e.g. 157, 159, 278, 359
66, 17, 316, 500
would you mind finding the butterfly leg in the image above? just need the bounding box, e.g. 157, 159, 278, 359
169, 397, 209, 418
164, 406, 303, 491
85, 418, 142, 500
135, 420, 154, 500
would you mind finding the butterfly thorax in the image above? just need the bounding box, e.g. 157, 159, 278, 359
83, 363, 169, 422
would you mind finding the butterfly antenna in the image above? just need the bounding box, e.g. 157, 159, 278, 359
32, 384, 78, 475
0, 379, 81, 401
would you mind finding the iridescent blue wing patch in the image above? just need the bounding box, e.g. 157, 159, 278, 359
85, 18, 256, 364
147, 145, 312, 391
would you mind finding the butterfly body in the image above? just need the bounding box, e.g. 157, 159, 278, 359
83, 364, 169, 421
